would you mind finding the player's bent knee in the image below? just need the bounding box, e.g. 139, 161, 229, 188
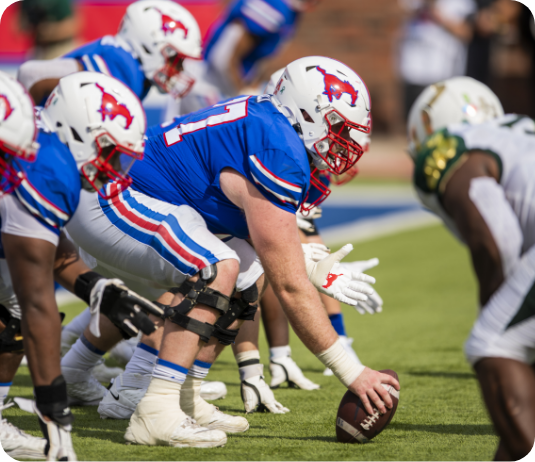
213, 283, 259, 345
162, 264, 233, 343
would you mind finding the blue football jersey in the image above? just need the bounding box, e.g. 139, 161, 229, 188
12, 130, 81, 236
127, 95, 310, 239
64, 35, 151, 101
204, 0, 299, 77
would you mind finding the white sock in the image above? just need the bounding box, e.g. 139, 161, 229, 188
61, 334, 104, 380
188, 360, 211, 380
124, 343, 158, 376
270, 345, 291, 359
63, 307, 91, 335
0, 382, 11, 416
152, 358, 188, 384
236, 350, 263, 381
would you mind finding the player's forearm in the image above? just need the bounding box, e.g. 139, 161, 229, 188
270, 276, 337, 354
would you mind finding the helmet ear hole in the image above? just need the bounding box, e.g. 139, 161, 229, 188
301, 109, 313, 122
70, 127, 83, 143
142, 44, 152, 54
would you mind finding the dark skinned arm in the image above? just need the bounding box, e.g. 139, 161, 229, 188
441, 151, 503, 306
2, 233, 62, 386
53, 231, 92, 293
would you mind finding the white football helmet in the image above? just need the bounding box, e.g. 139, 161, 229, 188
40, 71, 146, 198
0, 71, 39, 194
407, 76, 504, 160
273, 56, 371, 175
118, 0, 202, 98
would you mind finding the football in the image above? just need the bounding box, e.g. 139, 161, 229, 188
336, 369, 400, 444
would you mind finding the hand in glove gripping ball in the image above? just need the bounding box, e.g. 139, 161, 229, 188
304, 244, 375, 306
75, 272, 164, 338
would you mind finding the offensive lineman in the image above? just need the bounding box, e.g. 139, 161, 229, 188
0, 71, 163, 460
408, 76, 535, 460
66, 56, 400, 448
17, 0, 202, 105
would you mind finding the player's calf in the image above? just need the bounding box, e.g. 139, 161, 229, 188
474, 357, 535, 461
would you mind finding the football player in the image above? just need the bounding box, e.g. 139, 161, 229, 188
17, 0, 201, 105
259, 69, 382, 389
169, 0, 322, 116
17, 0, 227, 398
0, 71, 163, 461
408, 76, 535, 461
65, 56, 399, 448
0, 71, 48, 460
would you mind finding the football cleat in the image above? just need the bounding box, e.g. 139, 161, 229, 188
63, 366, 107, 406
269, 356, 320, 390
0, 419, 47, 460
200, 381, 227, 401
124, 378, 227, 448
324, 336, 362, 376
241, 375, 290, 414
98, 372, 151, 420
194, 406, 249, 434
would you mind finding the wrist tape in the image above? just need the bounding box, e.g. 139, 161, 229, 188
316, 339, 365, 387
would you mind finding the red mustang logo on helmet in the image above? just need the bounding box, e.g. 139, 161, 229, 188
153, 8, 188, 37
0, 95, 14, 122
95, 84, 134, 129
316, 66, 358, 106
322, 273, 343, 289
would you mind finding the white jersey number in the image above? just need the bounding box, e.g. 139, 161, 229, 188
164, 97, 250, 146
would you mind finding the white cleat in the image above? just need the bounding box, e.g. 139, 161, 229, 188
124, 379, 227, 448
98, 373, 150, 420
92, 360, 124, 383
0, 419, 47, 460
200, 381, 227, 401
269, 356, 320, 390
63, 366, 107, 406
196, 407, 249, 434
241, 375, 290, 414
125, 416, 227, 448
324, 336, 362, 376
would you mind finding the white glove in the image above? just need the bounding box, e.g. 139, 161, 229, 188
305, 244, 375, 306
354, 283, 384, 315
302, 243, 330, 262
14, 398, 76, 461
241, 375, 290, 414
296, 206, 322, 231
339, 258, 383, 314
340, 257, 379, 274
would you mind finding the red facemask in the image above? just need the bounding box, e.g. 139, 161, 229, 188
81, 133, 144, 200
313, 109, 370, 175
300, 168, 331, 214
153, 45, 196, 98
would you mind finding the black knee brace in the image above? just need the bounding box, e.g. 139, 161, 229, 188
163, 265, 231, 343
0, 305, 23, 354
213, 284, 259, 345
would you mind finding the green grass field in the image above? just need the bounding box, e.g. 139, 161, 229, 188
3, 223, 498, 461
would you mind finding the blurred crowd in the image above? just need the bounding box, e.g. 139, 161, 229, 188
398, 0, 535, 121
11, 0, 535, 130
